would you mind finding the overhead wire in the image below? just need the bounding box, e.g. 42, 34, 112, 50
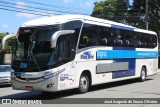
0, 7, 48, 16
0, 0, 144, 18
0, 0, 89, 15
0, 4, 54, 16
13, 0, 93, 11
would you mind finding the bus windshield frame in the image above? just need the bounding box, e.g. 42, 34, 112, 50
12, 25, 60, 72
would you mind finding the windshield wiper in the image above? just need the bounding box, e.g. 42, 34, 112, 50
29, 50, 41, 71
27, 29, 41, 72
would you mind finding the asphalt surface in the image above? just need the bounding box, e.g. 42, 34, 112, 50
0, 71, 160, 107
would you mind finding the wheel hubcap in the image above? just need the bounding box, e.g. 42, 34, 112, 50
80, 77, 88, 90
141, 70, 145, 80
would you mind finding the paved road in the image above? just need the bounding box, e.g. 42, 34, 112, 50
0, 72, 160, 107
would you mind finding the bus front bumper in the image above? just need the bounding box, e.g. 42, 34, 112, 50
11, 77, 58, 92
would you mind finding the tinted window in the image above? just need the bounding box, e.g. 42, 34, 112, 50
12, 26, 60, 72
148, 34, 157, 48
98, 27, 115, 46
79, 23, 99, 49
62, 20, 82, 50
117, 29, 157, 48
57, 38, 70, 62
78, 23, 157, 49
62, 20, 82, 30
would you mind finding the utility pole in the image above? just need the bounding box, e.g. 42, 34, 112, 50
146, 0, 148, 30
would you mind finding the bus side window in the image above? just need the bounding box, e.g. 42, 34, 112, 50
114, 35, 123, 46
99, 37, 108, 46
57, 38, 70, 62
151, 35, 157, 48
123, 34, 130, 47
78, 23, 98, 49
141, 38, 146, 48
79, 33, 90, 48
62, 20, 82, 49
88, 34, 97, 46
99, 27, 109, 46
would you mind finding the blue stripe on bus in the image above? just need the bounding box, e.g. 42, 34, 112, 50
111, 24, 134, 31
96, 50, 158, 59
96, 48, 158, 79
112, 59, 136, 78
112, 47, 136, 79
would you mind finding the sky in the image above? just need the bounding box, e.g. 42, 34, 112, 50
0, 0, 132, 34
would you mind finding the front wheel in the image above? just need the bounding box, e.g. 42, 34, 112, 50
78, 74, 89, 94
139, 67, 146, 82
41, 91, 53, 95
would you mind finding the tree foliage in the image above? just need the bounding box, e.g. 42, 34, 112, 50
128, 0, 145, 28
131, 0, 160, 32
0, 32, 15, 64
91, 0, 160, 33
91, 0, 130, 23
0, 33, 7, 49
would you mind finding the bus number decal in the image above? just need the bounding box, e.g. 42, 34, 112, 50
97, 50, 107, 59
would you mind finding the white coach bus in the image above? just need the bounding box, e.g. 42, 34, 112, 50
11, 15, 158, 93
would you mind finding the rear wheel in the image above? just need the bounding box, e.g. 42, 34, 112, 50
139, 67, 146, 82
78, 74, 89, 94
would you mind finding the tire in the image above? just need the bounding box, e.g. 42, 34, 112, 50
78, 74, 89, 94
139, 67, 146, 82
41, 91, 52, 95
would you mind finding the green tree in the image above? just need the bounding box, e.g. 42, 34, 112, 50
130, 0, 160, 32
128, 0, 145, 28
0, 33, 7, 64
92, 0, 160, 33
91, 0, 130, 23
0, 32, 15, 53
0, 32, 15, 64
5, 37, 15, 54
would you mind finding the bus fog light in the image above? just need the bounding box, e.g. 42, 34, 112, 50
47, 83, 54, 88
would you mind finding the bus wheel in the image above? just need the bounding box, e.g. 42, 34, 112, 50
78, 74, 89, 94
139, 67, 146, 82
41, 91, 52, 95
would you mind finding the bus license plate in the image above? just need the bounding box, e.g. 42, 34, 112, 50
25, 86, 33, 90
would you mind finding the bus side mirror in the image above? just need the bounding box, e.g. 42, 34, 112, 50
51, 30, 75, 48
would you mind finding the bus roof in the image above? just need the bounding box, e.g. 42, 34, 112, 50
21, 14, 156, 35
21, 15, 85, 27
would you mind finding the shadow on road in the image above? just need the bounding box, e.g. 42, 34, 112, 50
90, 78, 153, 92
0, 84, 11, 88
0, 78, 153, 100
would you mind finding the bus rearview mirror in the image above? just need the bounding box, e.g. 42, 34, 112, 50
51, 30, 75, 48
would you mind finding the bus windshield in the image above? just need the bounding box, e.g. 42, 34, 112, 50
12, 25, 60, 72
